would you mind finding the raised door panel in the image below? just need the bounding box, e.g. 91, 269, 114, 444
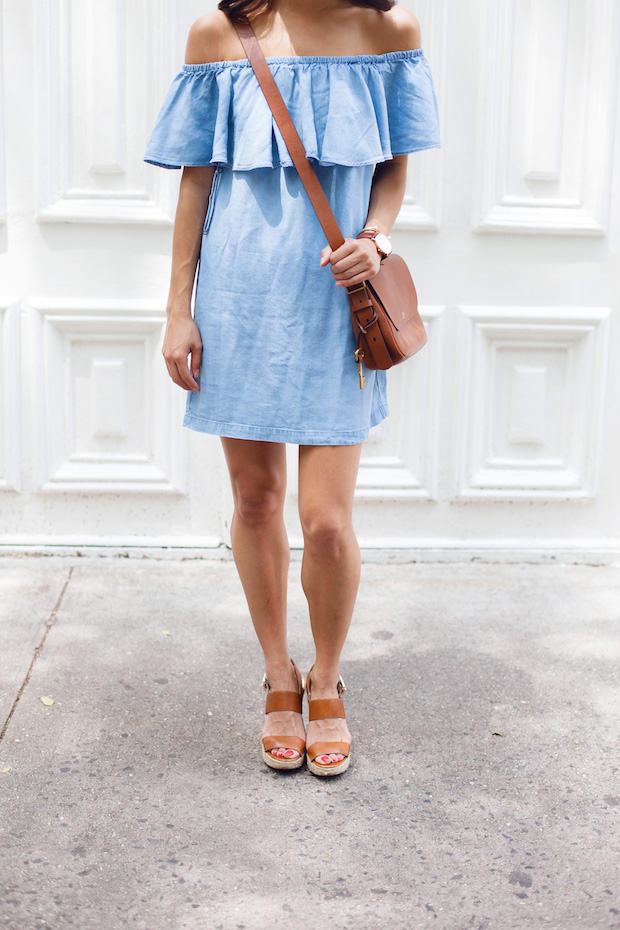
474, 0, 620, 234
31, 299, 188, 493
37, 0, 178, 224
455, 305, 611, 499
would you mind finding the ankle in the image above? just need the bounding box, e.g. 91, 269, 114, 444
264, 655, 299, 691
307, 664, 343, 697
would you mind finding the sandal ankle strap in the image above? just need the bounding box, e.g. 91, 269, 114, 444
262, 657, 305, 714
305, 665, 346, 702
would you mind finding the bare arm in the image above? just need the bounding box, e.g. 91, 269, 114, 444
320, 6, 419, 286
167, 167, 215, 314
320, 155, 408, 288
162, 13, 228, 392
363, 156, 408, 237
162, 166, 215, 393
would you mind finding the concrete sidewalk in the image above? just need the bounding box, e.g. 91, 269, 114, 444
0, 555, 618, 930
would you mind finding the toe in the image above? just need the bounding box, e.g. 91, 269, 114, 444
270, 747, 300, 760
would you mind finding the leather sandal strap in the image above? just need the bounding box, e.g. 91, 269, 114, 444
306, 741, 350, 762
265, 690, 303, 714
262, 735, 306, 754
308, 698, 345, 721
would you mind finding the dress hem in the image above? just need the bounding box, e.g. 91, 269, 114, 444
182, 404, 390, 445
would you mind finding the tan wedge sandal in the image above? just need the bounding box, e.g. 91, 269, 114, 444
260, 658, 306, 771
305, 665, 351, 777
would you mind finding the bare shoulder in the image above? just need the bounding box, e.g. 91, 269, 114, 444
376, 4, 423, 53
185, 10, 241, 64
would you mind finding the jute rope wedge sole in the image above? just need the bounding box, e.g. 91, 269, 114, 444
260, 658, 306, 771
305, 666, 351, 777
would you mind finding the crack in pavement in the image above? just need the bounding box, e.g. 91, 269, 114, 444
0, 565, 75, 743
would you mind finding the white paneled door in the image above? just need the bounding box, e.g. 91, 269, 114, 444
0, 0, 619, 556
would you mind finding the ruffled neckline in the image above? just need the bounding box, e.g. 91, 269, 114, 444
182, 47, 425, 69
144, 47, 441, 171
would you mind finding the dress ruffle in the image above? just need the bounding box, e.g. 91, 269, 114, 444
144, 49, 441, 171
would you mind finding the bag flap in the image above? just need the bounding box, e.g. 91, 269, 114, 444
366, 254, 418, 332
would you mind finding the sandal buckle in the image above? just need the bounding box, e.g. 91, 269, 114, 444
261, 673, 269, 692
337, 675, 346, 695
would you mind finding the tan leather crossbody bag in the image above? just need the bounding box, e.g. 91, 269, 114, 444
232, 18, 428, 389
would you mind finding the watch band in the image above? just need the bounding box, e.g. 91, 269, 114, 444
356, 229, 389, 261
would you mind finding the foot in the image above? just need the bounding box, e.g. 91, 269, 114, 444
260, 660, 306, 761
305, 669, 351, 766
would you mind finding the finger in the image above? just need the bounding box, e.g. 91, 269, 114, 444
170, 353, 199, 391
331, 240, 376, 272
319, 245, 332, 266
191, 342, 202, 381
177, 356, 200, 391
328, 240, 355, 264
334, 261, 373, 285
164, 358, 190, 391
330, 252, 361, 274
335, 250, 380, 282
336, 274, 373, 288
336, 271, 376, 288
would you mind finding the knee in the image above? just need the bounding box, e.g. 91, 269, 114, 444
233, 482, 283, 528
300, 508, 351, 554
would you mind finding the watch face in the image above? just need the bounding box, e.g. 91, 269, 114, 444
375, 232, 392, 255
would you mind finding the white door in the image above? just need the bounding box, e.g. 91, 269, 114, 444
1, 0, 619, 558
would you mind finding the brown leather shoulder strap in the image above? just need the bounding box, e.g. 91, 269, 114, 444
232, 19, 345, 253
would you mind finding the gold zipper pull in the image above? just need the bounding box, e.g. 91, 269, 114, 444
355, 348, 365, 390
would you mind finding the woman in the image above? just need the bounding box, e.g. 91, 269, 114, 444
144, 0, 440, 775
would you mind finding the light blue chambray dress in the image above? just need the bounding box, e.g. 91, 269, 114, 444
144, 49, 440, 445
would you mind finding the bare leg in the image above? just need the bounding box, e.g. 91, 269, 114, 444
298, 443, 362, 764
220, 437, 304, 759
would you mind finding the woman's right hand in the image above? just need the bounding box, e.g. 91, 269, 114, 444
162, 311, 203, 392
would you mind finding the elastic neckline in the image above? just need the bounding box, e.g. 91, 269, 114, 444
182, 47, 424, 71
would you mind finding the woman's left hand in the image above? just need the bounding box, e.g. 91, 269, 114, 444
320, 237, 381, 289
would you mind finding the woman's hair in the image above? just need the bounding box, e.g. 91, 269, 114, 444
218, 0, 395, 23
